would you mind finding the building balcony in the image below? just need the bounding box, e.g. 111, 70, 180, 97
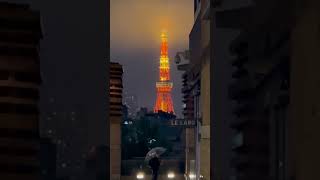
0, 45, 39, 57
231, 55, 249, 67
233, 102, 253, 117
182, 86, 190, 93
229, 77, 252, 100
231, 155, 249, 169
229, 32, 248, 55
0, 29, 41, 44
232, 144, 249, 154
183, 110, 193, 116
232, 68, 248, 78
177, 63, 189, 71
230, 117, 250, 130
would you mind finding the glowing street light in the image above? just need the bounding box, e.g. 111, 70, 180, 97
136, 172, 144, 179
189, 173, 196, 179
167, 172, 175, 179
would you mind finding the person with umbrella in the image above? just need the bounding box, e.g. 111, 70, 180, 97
149, 155, 161, 180
145, 147, 166, 180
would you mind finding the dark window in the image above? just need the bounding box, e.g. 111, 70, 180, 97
0, 46, 38, 57
110, 94, 122, 98
16, 104, 38, 114
0, 103, 38, 114
0, 128, 38, 139
0, 146, 38, 156
0, 163, 38, 174
0, 102, 11, 113
0, 31, 40, 44
0, 86, 11, 96
0, 71, 10, 80
0, 87, 39, 99
15, 72, 41, 83
14, 87, 39, 99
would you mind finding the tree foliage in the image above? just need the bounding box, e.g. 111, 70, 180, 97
121, 116, 173, 160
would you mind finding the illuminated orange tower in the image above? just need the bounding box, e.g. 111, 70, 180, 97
154, 31, 175, 114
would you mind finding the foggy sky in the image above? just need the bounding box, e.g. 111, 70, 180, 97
111, 0, 194, 117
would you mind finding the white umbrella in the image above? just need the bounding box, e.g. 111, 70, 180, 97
145, 147, 166, 161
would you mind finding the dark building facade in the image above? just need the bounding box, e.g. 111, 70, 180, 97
40, 99, 88, 180
40, 138, 57, 180
214, 0, 291, 179
110, 62, 123, 180
85, 145, 108, 180
0, 2, 42, 180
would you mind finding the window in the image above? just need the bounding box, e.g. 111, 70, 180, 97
15, 72, 41, 83
0, 71, 10, 80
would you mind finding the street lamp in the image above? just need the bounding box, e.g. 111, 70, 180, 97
167, 172, 175, 179
189, 173, 196, 179
136, 172, 144, 179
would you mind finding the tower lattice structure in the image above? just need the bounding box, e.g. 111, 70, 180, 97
154, 32, 175, 114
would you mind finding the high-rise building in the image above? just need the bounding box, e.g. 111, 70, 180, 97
154, 32, 175, 114
123, 92, 138, 118
110, 62, 123, 180
0, 2, 42, 180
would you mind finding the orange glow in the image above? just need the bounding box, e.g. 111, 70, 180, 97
154, 32, 174, 114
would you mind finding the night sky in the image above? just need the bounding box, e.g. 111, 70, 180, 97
111, 0, 194, 118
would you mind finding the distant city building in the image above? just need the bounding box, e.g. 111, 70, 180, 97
123, 92, 139, 118
110, 62, 123, 180
136, 107, 149, 119
0, 2, 42, 180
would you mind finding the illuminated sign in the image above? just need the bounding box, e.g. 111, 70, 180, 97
169, 119, 196, 127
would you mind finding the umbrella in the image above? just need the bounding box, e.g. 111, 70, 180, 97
145, 147, 166, 161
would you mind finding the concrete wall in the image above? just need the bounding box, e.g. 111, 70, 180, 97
110, 119, 121, 180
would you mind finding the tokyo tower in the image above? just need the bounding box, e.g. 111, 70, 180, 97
154, 31, 174, 114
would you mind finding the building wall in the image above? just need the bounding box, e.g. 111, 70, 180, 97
199, 0, 211, 178
0, 3, 41, 180
200, 57, 210, 179
110, 62, 123, 180
0, 3, 42, 180
290, 1, 320, 180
